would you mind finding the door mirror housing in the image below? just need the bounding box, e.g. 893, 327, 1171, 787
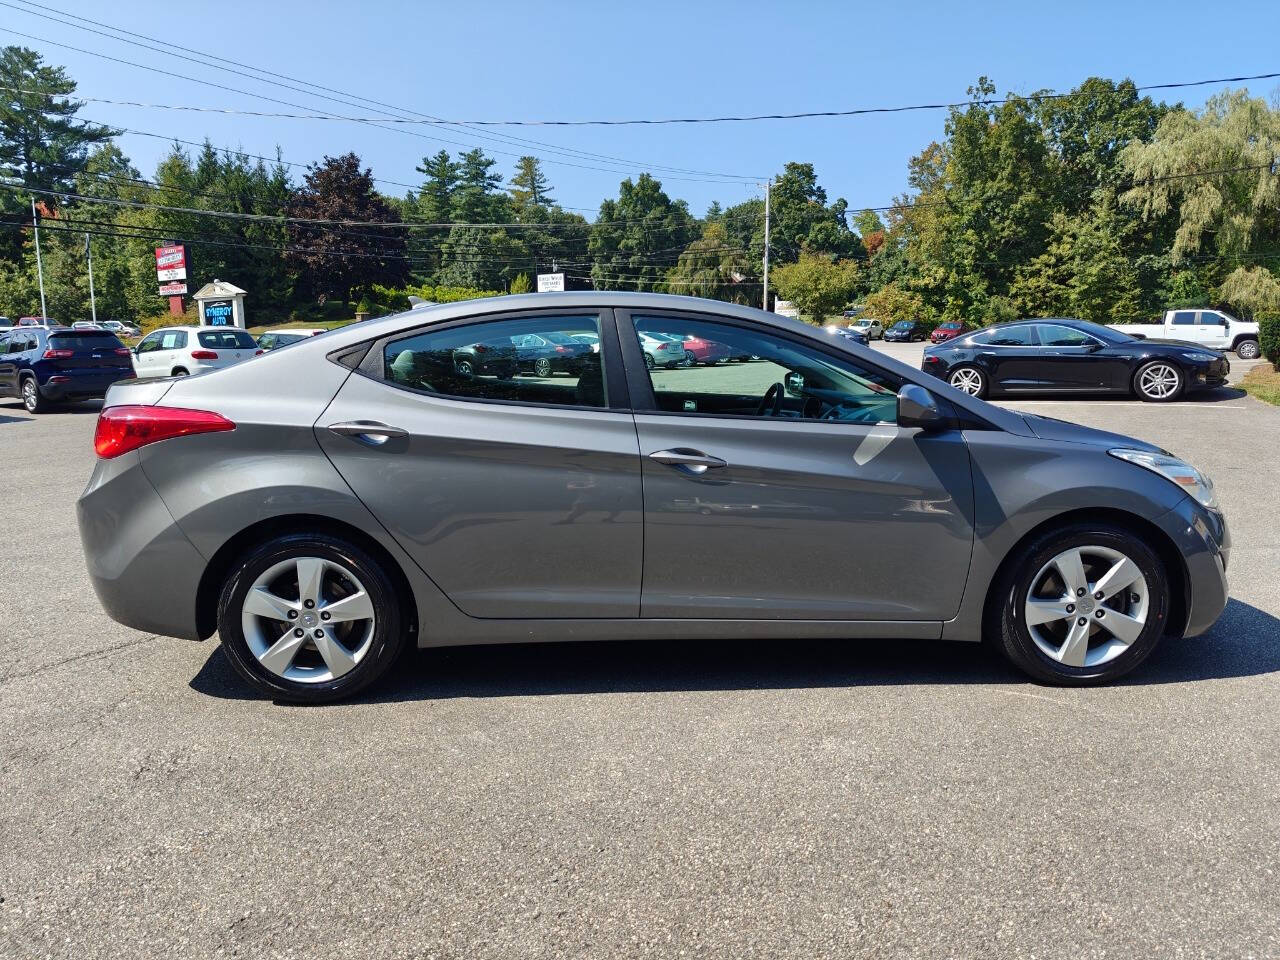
897, 384, 946, 431
783, 370, 805, 397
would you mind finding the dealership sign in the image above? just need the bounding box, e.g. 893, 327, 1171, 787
155, 244, 188, 282
536, 272, 565, 293
158, 281, 188, 296
204, 299, 234, 326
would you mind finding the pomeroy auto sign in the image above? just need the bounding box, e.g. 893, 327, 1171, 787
155, 244, 188, 282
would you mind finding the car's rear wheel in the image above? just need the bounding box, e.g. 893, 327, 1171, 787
455, 358, 474, 377
644, 353, 655, 370
216, 533, 406, 704
948, 365, 986, 397
20, 376, 48, 413
990, 524, 1169, 685
1135, 361, 1182, 402
171, 367, 190, 378
534, 357, 553, 378
1235, 338, 1260, 360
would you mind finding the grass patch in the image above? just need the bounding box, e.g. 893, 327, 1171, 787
1240, 363, 1280, 406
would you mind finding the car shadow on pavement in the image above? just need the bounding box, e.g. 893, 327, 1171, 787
188, 599, 1279, 704
0, 400, 103, 415
1004, 385, 1247, 404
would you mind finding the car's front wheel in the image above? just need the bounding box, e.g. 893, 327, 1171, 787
1135, 361, 1182, 402
990, 524, 1169, 685
216, 533, 406, 704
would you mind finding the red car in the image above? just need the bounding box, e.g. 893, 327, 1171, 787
930, 321, 966, 343
680, 334, 730, 365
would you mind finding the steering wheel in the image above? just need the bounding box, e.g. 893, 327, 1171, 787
756, 382, 785, 417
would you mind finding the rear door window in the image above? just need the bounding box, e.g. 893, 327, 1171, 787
159, 331, 187, 350
379, 314, 608, 408
969, 325, 1039, 346
1172, 311, 1197, 326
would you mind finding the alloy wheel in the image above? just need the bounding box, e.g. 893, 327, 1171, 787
1138, 363, 1180, 400
534, 357, 552, 378
1237, 340, 1260, 360
949, 367, 983, 395
21, 379, 37, 411
240, 556, 376, 683
1024, 545, 1149, 668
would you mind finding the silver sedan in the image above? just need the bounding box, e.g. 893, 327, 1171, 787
77, 293, 1229, 702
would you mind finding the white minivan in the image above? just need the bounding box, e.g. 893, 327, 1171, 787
132, 326, 261, 379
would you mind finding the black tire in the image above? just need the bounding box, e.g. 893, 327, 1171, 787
988, 523, 1170, 686
171, 367, 190, 378
644, 353, 655, 370
20, 375, 48, 413
1134, 360, 1183, 402
1235, 338, 1260, 361
455, 358, 474, 377
534, 357, 552, 378
216, 533, 406, 704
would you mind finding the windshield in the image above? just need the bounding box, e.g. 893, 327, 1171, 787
891, 321, 914, 330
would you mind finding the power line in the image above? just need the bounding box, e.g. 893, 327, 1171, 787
3, 0, 766, 182
0, 11, 760, 183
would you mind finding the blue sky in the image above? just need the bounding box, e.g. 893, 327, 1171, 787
5, 0, 1279, 219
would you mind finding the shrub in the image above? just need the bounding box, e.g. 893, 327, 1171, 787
862, 282, 935, 327
1258, 310, 1280, 363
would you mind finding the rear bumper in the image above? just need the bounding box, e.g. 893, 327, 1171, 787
40, 369, 134, 400
1154, 496, 1230, 638
76, 452, 206, 640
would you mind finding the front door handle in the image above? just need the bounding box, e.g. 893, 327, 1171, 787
327, 420, 409, 446
649, 447, 726, 475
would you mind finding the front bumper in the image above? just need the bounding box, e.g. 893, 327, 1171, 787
77, 452, 207, 640
1153, 496, 1231, 638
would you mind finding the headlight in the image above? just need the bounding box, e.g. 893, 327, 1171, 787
1179, 351, 1217, 361
1109, 447, 1217, 508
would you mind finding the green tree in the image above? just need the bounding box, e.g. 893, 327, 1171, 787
508, 272, 532, 294
509, 156, 553, 209
770, 250, 861, 321
452, 148, 507, 224
1121, 90, 1280, 261
664, 221, 754, 303
764, 162, 862, 265
588, 173, 696, 291
0, 45, 115, 192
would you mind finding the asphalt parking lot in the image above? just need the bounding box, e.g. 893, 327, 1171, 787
1, 361, 1278, 958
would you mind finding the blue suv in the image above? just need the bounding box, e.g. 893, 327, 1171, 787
0, 326, 135, 413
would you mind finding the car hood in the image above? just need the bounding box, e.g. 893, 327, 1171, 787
1021, 413, 1163, 453
1132, 337, 1224, 355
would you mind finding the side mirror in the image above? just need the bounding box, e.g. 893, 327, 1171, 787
897, 384, 946, 431
783, 371, 805, 397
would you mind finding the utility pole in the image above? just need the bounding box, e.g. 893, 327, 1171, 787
31, 197, 47, 319
761, 178, 771, 312
85, 233, 97, 324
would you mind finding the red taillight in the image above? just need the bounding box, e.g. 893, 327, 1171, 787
49, 375, 70, 383
190, 349, 219, 360
923, 356, 942, 366
114, 347, 131, 356
555, 345, 569, 353
42, 348, 73, 359
93, 405, 235, 459
255, 349, 264, 355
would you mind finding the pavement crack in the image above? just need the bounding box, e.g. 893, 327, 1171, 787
0, 633, 162, 687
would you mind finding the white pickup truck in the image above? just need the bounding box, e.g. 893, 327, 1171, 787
1120, 309, 1261, 360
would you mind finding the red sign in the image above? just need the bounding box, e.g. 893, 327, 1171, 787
158, 281, 188, 296
155, 244, 187, 282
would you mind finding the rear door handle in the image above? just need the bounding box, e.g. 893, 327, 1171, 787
327, 420, 409, 446
649, 448, 726, 475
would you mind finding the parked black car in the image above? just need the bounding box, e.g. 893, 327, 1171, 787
883, 320, 930, 342
921, 317, 1229, 402
451, 338, 519, 378
0, 327, 134, 412
509, 331, 593, 377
